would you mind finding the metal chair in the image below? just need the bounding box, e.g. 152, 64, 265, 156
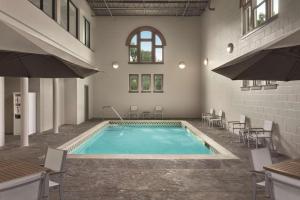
42, 147, 67, 200
0, 172, 46, 200
153, 105, 163, 119
227, 115, 247, 142
267, 172, 300, 200
129, 105, 139, 119
208, 110, 224, 127
202, 108, 214, 124
250, 148, 273, 200
247, 120, 274, 149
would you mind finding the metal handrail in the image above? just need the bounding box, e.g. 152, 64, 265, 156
102, 106, 124, 121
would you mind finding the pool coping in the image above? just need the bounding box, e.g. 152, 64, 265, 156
58, 120, 238, 160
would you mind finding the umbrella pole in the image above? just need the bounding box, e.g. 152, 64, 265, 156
0, 77, 4, 147
20, 78, 29, 147
53, 78, 59, 134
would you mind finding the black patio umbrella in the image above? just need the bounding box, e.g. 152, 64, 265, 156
0, 50, 99, 78
212, 45, 300, 81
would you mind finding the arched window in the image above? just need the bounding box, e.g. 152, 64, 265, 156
126, 26, 166, 64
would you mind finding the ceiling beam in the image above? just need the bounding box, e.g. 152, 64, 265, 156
103, 0, 113, 16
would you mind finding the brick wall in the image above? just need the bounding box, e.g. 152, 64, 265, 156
199, 0, 300, 158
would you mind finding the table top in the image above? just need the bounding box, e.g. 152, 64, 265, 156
0, 160, 50, 183
264, 159, 300, 180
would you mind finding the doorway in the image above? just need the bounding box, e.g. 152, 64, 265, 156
84, 85, 89, 121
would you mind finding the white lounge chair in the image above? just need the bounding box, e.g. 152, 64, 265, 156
208, 110, 224, 127
250, 148, 273, 200
129, 105, 139, 119
227, 115, 247, 142
267, 172, 300, 200
247, 120, 274, 149
0, 172, 46, 200
42, 147, 67, 200
153, 105, 163, 119
202, 108, 214, 123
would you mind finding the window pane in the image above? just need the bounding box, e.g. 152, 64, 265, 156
61, 0, 68, 30
242, 80, 249, 87
154, 74, 163, 92
29, 0, 41, 8
43, 0, 54, 18
155, 48, 163, 63
140, 41, 152, 62
129, 47, 138, 62
254, 2, 266, 27
85, 19, 90, 47
272, 0, 279, 15
130, 34, 137, 45
141, 31, 152, 39
69, 2, 78, 37
129, 75, 139, 92
141, 74, 151, 91
155, 35, 162, 46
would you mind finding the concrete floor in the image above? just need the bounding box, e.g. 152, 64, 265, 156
0, 119, 286, 200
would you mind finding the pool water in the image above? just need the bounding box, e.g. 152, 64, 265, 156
71, 125, 214, 155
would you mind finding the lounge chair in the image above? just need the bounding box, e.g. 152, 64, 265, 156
129, 105, 139, 119
201, 108, 214, 123
246, 120, 274, 149
0, 172, 46, 200
42, 147, 67, 200
153, 105, 163, 119
267, 172, 300, 200
227, 115, 247, 142
250, 148, 272, 200
208, 110, 224, 127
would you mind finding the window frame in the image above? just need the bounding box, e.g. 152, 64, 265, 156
84, 17, 91, 48
29, 0, 56, 20
126, 26, 166, 64
141, 74, 152, 93
241, 0, 279, 36
153, 74, 164, 93
67, 0, 79, 39
129, 74, 139, 93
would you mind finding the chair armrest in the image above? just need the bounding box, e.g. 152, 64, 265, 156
49, 171, 66, 175
249, 170, 265, 175
227, 121, 239, 124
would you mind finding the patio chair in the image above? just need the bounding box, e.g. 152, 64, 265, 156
0, 172, 46, 200
129, 105, 139, 119
250, 148, 273, 200
201, 108, 214, 123
208, 110, 224, 127
227, 115, 247, 142
42, 147, 67, 200
246, 120, 274, 149
267, 172, 300, 200
153, 105, 163, 119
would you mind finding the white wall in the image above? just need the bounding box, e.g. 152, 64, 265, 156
93, 17, 205, 119
199, 0, 300, 158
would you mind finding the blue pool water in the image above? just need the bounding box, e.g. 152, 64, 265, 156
71, 125, 214, 155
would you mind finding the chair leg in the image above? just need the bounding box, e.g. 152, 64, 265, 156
58, 184, 64, 200
256, 138, 258, 149
252, 176, 257, 200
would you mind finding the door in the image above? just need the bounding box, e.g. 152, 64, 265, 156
84, 85, 89, 121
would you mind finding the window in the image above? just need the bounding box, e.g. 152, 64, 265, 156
253, 80, 262, 86
154, 74, 164, 93
141, 74, 151, 92
241, 0, 279, 35
29, 0, 55, 19
61, 0, 78, 38
126, 26, 166, 64
265, 80, 277, 85
84, 18, 91, 48
242, 80, 250, 87
129, 74, 139, 93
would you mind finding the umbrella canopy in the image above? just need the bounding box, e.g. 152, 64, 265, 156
0, 50, 99, 78
212, 45, 300, 81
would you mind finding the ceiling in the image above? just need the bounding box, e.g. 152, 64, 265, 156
87, 0, 210, 16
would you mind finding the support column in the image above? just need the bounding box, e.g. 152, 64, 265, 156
53, 78, 59, 134
0, 77, 4, 147
20, 78, 29, 146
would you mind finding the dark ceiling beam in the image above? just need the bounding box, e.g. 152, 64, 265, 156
89, 0, 208, 3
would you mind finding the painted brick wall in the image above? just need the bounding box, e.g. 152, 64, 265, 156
199, 0, 300, 158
